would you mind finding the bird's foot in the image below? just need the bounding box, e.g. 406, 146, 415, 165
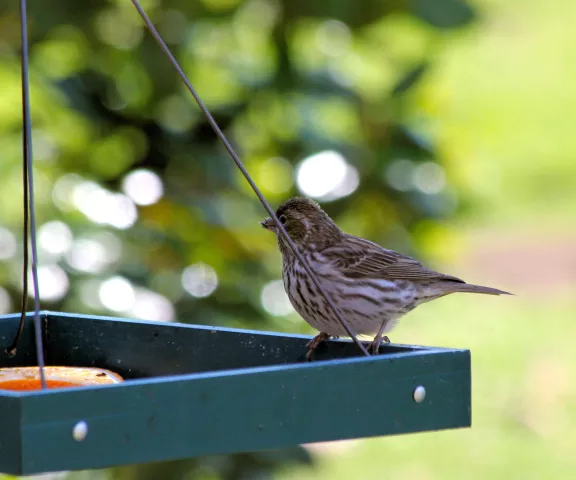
306, 332, 330, 361
367, 335, 391, 355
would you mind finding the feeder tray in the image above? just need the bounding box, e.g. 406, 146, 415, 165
0, 311, 471, 476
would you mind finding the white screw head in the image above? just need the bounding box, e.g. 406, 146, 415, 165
72, 421, 88, 442
413, 385, 426, 403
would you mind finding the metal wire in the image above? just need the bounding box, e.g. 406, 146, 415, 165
130, 0, 370, 357
7, 126, 29, 356
11, 0, 47, 388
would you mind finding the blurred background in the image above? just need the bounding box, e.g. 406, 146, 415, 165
0, 0, 575, 478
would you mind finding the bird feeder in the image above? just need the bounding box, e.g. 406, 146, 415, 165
0, 0, 472, 476
0, 311, 471, 475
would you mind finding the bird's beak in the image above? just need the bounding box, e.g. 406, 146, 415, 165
260, 217, 276, 231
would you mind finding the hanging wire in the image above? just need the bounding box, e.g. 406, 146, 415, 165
7, 0, 47, 388
7, 124, 29, 356
130, 0, 370, 357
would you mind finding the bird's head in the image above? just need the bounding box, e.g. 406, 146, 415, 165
260, 197, 341, 251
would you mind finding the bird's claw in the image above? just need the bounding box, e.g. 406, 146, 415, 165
367, 335, 391, 355
306, 332, 330, 361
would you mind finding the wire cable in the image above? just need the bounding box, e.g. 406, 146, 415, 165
8, 0, 48, 388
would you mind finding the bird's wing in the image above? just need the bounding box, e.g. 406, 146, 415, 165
321, 235, 464, 282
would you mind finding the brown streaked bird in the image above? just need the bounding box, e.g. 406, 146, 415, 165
261, 197, 511, 360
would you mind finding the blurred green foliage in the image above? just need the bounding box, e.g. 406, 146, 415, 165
0, 0, 477, 334
0, 0, 478, 478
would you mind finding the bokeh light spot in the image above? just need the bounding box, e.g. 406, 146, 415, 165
32, 130, 58, 162
79, 279, 102, 310
66, 239, 107, 273
156, 95, 197, 134
29, 265, 69, 302
296, 150, 359, 201
0, 287, 12, 314
95, 8, 143, 50
413, 162, 446, 194
386, 159, 415, 191
99, 276, 135, 312
130, 290, 175, 322
38, 221, 73, 257
52, 173, 82, 212
258, 157, 293, 194
122, 169, 164, 206
109, 194, 138, 229
0, 227, 17, 260
182, 263, 218, 298
316, 20, 352, 58
159, 10, 188, 44
73, 181, 137, 229
261, 280, 293, 316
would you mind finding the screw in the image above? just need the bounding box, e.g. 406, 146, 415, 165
72, 421, 88, 442
413, 385, 426, 403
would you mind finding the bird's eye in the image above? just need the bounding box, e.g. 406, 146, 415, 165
279, 215, 287, 224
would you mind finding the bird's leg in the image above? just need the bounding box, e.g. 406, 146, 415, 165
368, 321, 391, 355
306, 332, 330, 361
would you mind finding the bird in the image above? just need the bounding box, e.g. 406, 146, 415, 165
260, 196, 511, 360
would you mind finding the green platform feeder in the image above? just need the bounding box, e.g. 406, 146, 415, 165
0, 311, 471, 476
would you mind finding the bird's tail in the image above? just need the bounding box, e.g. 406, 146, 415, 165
444, 283, 512, 296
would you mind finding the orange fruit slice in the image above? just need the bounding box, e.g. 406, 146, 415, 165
0, 366, 123, 391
